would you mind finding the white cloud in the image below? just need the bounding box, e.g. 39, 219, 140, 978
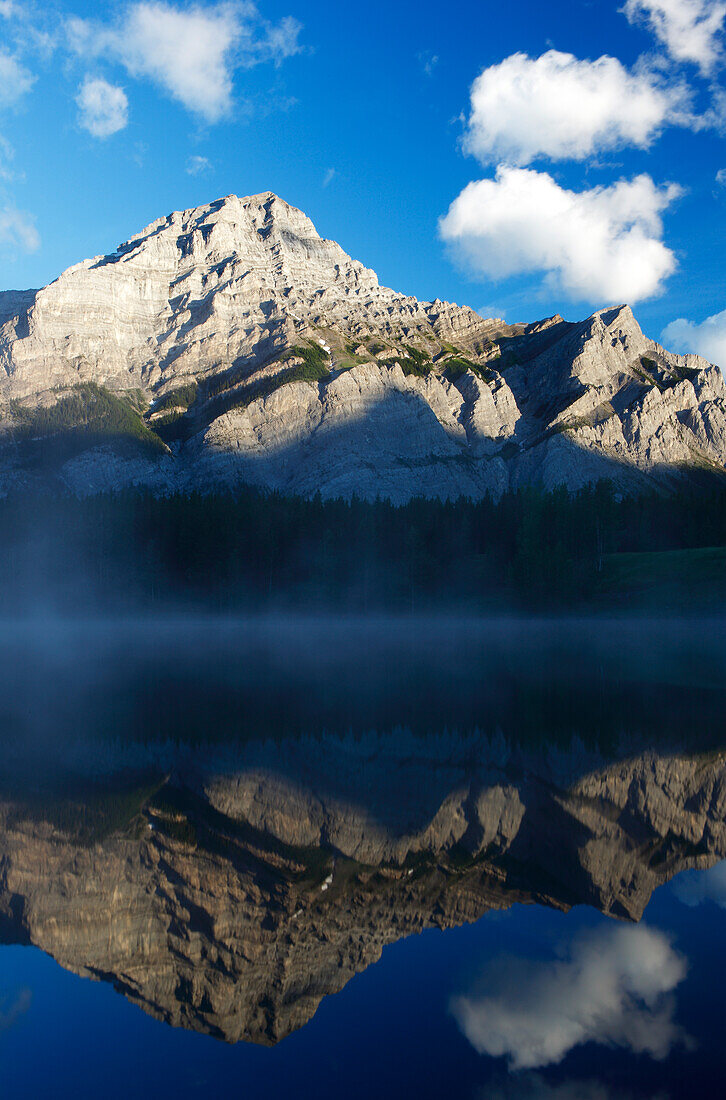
418, 50, 439, 76
0, 134, 14, 180
0, 206, 40, 252
322, 167, 336, 187
477, 305, 508, 321
67, 2, 303, 124
0, 1, 15, 17
451, 924, 688, 1071
663, 309, 726, 365
463, 51, 695, 166
623, 0, 726, 74
0, 48, 35, 106
185, 154, 211, 175
261, 14, 304, 64
717, 167, 726, 183
440, 166, 681, 304
76, 77, 129, 138
671, 860, 726, 905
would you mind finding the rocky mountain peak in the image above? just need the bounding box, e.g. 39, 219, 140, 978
0, 192, 723, 501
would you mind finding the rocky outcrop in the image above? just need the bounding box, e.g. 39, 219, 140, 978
0, 192, 496, 399
0, 193, 724, 499
1, 737, 724, 1045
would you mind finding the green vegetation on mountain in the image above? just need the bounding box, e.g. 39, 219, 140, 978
10, 382, 167, 460
153, 382, 198, 413
442, 356, 496, 383
219, 343, 332, 413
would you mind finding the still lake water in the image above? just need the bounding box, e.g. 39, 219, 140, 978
0, 617, 724, 1099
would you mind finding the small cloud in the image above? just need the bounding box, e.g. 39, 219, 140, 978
0, 205, 40, 253
322, 167, 336, 188
0, 988, 31, 1032
462, 50, 697, 167
622, 0, 726, 76
477, 304, 507, 321
262, 15, 304, 65
671, 861, 726, 906
185, 154, 211, 176
418, 50, 439, 76
0, 48, 35, 106
440, 166, 682, 304
76, 77, 129, 138
67, 1, 304, 124
717, 168, 726, 185
0, 1, 15, 17
451, 924, 689, 1071
0, 134, 15, 181
663, 310, 726, 367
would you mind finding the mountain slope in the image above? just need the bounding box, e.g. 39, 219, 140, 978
0, 191, 724, 500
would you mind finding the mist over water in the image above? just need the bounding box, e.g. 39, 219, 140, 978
2, 612, 725, 790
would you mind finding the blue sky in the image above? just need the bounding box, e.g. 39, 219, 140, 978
0, 0, 724, 362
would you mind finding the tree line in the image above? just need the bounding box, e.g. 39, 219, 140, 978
2, 479, 726, 612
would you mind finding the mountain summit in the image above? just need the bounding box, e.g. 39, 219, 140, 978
0, 191, 724, 500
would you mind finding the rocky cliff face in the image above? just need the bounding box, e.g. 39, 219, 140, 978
0, 192, 724, 500
1, 739, 724, 1045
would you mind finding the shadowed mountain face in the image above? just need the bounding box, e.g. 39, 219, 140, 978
1, 618, 724, 1046
0, 193, 724, 499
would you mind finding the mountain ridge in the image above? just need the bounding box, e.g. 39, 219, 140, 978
0, 191, 724, 501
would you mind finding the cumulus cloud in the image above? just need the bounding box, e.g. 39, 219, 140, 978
623, 0, 726, 74
67, 1, 303, 123
439, 166, 681, 304
0, 48, 35, 106
463, 51, 695, 166
76, 77, 129, 138
451, 924, 688, 1071
671, 860, 726, 905
663, 309, 726, 365
185, 153, 211, 175
0, 205, 40, 252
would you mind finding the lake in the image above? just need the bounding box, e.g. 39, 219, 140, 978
0, 617, 724, 1098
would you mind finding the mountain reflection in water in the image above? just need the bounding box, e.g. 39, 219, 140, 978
0, 617, 724, 1093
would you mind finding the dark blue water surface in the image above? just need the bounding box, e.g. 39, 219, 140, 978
1, 617, 725, 1099
2, 872, 724, 1100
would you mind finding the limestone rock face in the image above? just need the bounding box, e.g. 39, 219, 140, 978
0, 192, 724, 499
0, 192, 493, 399
191, 363, 512, 501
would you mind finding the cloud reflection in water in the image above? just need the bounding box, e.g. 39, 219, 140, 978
452, 924, 688, 1070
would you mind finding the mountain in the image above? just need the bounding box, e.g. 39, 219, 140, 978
1, 737, 724, 1046
1, 190, 724, 500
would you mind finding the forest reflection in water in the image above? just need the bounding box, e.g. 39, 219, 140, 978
0, 615, 724, 1098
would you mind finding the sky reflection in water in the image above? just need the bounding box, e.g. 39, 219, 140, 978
1, 871, 724, 1099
